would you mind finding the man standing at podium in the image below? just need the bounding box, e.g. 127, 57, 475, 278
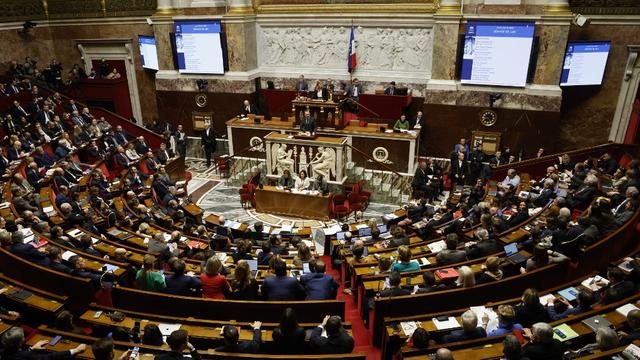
295, 75, 308, 91
300, 110, 317, 134
201, 122, 219, 168
344, 79, 363, 113
384, 81, 397, 95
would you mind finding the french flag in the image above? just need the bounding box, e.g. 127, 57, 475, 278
348, 26, 357, 73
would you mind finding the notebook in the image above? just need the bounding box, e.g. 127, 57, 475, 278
553, 323, 579, 342
10, 289, 33, 301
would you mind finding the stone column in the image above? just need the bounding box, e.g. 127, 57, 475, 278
191, 0, 227, 7
223, 0, 257, 73
428, 0, 462, 90
150, 17, 176, 71
544, 0, 571, 15
535, 13, 572, 85
156, 0, 173, 14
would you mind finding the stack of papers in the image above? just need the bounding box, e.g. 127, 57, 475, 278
539, 294, 556, 306
68, 229, 83, 238
432, 317, 460, 331
216, 253, 228, 263
622, 343, 640, 359
617, 303, 640, 317
324, 224, 342, 236
400, 321, 419, 337
383, 213, 398, 221
581, 276, 609, 291
427, 240, 446, 254
417, 258, 431, 266
281, 224, 293, 232
61, 251, 77, 261
470, 306, 498, 333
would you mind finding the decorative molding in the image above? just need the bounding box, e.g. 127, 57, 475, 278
0, 0, 156, 22
610, 45, 640, 142
570, 0, 640, 15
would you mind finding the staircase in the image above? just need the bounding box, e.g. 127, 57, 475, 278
344, 161, 413, 204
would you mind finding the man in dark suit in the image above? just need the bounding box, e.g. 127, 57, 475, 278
154, 330, 201, 360
436, 234, 467, 265
156, 142, 174, 165
465, 229, 498, 260
113, 146, 131, 169
300, 110, 316, 134
384, 81, 397, 95
201, 123, 219, 168
35, 104, 54, 125
6, 80, 20, 95
113, 125, 128, 145
309, 315, 355, 354
65, 99, 80, 114
241, 100, 259, 116
295, 75, 308, 91
25, 162, 43, 191
441, 310, 487, 343
300, 260, 339, 300
3, 114, 18, 136
451, 152, 468, 186
10, 101, 29, 120
345, 78, 363, 98
521, 323, 564, 360
261, 260, 305, 300
600, 267, 636, 305
215, 322, 262, 354
28, 98, 41, 114
490, 150, 505, 168
9, 231, 49, 266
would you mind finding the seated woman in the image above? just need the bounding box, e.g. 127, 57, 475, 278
293, 242, 313, 268
514, 288, 548, 328
524, 244, 569, 272
272, 307, 307, 354
228, 260, 259, 300
200, 256, 230, 299
278, 169, 294, 189
393, 114, 410, 131
391, 245, 420, 273
456, 266, 476, 288
142, 324, 165, 346
294, 170, 311, 191
125, 143, 140, 161
476, 256, 503, 284
482, 305, 523, 337
136, 255, 166, 291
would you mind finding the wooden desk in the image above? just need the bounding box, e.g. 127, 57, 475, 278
255, 186, 332, 220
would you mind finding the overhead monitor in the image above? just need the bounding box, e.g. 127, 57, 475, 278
138, 35, 159, 71
461, 21, 535, 87
560, 41, 611, 86
174, 20, 224, 74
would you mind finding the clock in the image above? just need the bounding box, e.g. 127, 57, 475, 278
195, 93, 208, 108
479, 109, 497, 127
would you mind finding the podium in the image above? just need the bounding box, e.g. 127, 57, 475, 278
292, 97, 343, 130
264, 132, 348, 184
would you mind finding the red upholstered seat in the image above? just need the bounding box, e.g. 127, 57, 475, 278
348, 192, 364, 220
138, 159, 151, 175
239, 183, 256, 208
332, 193, 350, 220
354, 181, 371, 207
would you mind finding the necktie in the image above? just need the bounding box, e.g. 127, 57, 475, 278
18, 106, 25, 115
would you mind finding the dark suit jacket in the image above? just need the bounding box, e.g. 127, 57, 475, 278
164, 274, 201, 296
156, 149, 174, 165
441, 327, 487, 343
346, 84, 363, 98
154, 349, 202, 360
11, 105, 29, 119
214, 329, 261, 353
241, 105, 259, 116
451, 159, 468, 183
114, 153, 130, 168
309, 327, 355, 354
25, 168, 41, 190
201, 128, 218, 150
312, 88, 329, 101
521, 339, 564, 360
384, 87, 397, 95
35, 110, 54, 124
300, 273, 339, 300
2, 349, 73, 360
272, 327, 307, 354
300, 116, 317, 133
465, 239, 498, 260
10, 243, 49, 266
435, 249, 467, 265
262, 275, 305, 300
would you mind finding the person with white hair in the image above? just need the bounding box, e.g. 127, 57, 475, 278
442, 310, 487, 343
465, 228, 498, 260
521, 322, 563, 359
456, 266, 475, 288
500, 169, 521, 189
1, 326, 86, 359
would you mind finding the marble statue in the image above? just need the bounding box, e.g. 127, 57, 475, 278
310, 146, 336, 180
272, 143, 294, 175
260, 26, 433, 73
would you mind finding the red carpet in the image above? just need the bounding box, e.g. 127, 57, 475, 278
323, 255, 380, 360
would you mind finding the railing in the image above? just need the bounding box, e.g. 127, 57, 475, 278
0, 0, 157, 22
343, 142, 413, 202
223, 140, 267, 184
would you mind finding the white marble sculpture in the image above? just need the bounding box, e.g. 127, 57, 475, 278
310, 146, 336, 180
272, 143, 294, 175
259, 26, 433, 73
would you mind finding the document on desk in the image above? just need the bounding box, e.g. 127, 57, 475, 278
281, 223, 293, 233
324, 224, 342, 236
617, 303, 640, 317
470, 306, 498, 333
427, 240, 446, 254
539, 294, 556, 306
400, 321, 419, 337
432, 317, 460, 331
61, 251, 77, 261
581, 276, 609, 291
355, 223, 368, 230
68, 229, 83, 238
159, 323, 182, 336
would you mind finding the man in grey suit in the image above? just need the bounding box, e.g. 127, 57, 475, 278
435, 234, 468, 265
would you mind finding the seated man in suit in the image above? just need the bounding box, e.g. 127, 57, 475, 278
154, 330, 201, 360
215, 322, 262, 354
135, 136, 150, 156
1, 327, 86, 359
309, 315, 355, 354
435, 234, 467, 265
9, 231, 49, 266
113, 146, 131, 169
25, 161, 44, 191
442, 310, 487, 343
261, 260, 305, 300
145, 151, 160, 174
156, 142, 175, 165
465, 228, 498, 260
300, 260, 339, 300
300, 109, 316, 134
241, 99, 259, 116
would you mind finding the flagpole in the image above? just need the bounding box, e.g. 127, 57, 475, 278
349, 19, 354, 83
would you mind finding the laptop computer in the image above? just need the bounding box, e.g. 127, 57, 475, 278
581, 315, 612, 332
359, 227, 372, 238
378, 224, 388, 234
504, 243, 528, 265
247, 259, 258, 278
336, 232, 346, 241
